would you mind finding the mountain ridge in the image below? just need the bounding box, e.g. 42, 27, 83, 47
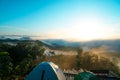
0, 35, 120, 53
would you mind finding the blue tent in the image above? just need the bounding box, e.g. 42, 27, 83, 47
26, 62, 66, 80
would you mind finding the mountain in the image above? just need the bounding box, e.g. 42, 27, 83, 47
42, 39, 80, 47
0, 35, 120, 53
0, 35, 31, 40
42, 39, 120, 53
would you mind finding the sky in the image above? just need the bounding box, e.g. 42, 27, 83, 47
0, 0, 120, 41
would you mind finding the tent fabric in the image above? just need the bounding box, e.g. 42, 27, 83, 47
74, 72, 100, 80
26, 62, 66, 80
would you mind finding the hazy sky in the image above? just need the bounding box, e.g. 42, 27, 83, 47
0, 0, 120, 41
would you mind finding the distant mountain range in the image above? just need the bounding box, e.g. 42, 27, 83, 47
0, 35, 31, 40
42, 39, 120, 52
0, 35, 120, 53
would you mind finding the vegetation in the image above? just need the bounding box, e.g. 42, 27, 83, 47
0, 40, 120, 80
47, 48, 120, 75
0, 52, 13, 80
0, 41, 45, 80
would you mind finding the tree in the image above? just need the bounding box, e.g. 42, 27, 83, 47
81, 52, 92, 70
75, 48, 83, 70
0, 43, 12, 52
0, 52, 13, 80
15, 54, 33, 76
9, 42, 45, 65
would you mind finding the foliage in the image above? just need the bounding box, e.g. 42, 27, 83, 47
75, 48, 83, 70
0, 44, 12, 52
0, 52, 13, 80
74, 48, 120, 74
0, 41, 120, 80
46, 54, 76, 69
6, 41, 45, 65
0, 41, 45, 80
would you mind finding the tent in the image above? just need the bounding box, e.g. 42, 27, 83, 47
74, 72, 100, 80
26, 62, 66, 80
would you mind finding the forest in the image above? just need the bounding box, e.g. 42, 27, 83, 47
0, 40, 120, 80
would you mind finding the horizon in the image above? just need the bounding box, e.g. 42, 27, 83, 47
1, 34, 120, 42
0, 0, 120, 41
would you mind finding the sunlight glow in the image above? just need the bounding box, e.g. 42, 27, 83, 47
43, 13, 116, 41
71, 14, 104, 40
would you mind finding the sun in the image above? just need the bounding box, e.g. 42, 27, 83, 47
63, 14, 110, 41
45, 13, 115, 41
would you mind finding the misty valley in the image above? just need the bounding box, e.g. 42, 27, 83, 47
0, 37, 120, 80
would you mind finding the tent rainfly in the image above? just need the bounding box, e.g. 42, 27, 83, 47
26, 62, 66, 80
74, 72, 100, 80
